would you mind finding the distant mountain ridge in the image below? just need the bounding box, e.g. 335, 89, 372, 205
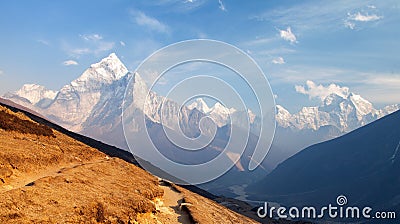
266, 93, 399, 170
3, 53, 257, 147
3, 83, 58, 108
4, 53, 398, 137
3, 52, 400, 200
3, 53, 400, 173
276, 92, 399, 132
247, 109, 400, 221
4, 53, 129, 132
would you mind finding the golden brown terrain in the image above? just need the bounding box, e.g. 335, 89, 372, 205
0, 103, 260, 223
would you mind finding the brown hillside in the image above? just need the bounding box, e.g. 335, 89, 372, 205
0, 104, 260, 223
0, 108, 54, 137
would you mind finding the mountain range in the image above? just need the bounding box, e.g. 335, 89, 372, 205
265, 92, 399, 170
276, 92, 398, 132
5, 53, 398, 142
246, 109, 400, 222
3, 53, 399, 192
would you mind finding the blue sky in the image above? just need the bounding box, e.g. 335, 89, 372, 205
0, 0, 399, 112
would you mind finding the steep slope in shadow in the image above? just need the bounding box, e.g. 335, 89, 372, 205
247, 110, 400, 219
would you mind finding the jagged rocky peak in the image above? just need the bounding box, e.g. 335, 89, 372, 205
275, 91, 400, 133
323, 93, 346, 106
210, 102, 231, 114
276, 105, 290, 115
348, 93, 375, 116
187, 98, 211, 114
89, 52, 128, 80
323, 92, 374, 116
276, 105, 292, 128
187, 98, 239, 116
70, 53, 128, 90
379, 104, 400, 117
8, 83, 58, 105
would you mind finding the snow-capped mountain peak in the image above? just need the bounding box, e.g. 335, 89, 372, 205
210, 102, 231, 115
323, 93, 374, 118
75, 53, 128, 86
276, 92, 399, 133
3, 53, 399, 148
348, 93, 374, 117
187, 98, 211, 114
6, 84, 58, 105
247, 109, 256, 123
28, 53, 130, 131
276, 105, 291, 128
323, 93, 345, 106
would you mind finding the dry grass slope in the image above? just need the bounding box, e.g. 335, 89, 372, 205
0, 105, 164, 223
0, 108, 54, 137
0, 103, 262, 223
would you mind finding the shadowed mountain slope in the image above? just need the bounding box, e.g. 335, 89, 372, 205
247, 110, 400, 220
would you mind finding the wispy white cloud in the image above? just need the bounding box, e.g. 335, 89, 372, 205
344, 21, 356, 30
272, 65, 400, 86
270, 66, 350, 85
271, 65, 400, 105
353, 74, 400, 105
70, 48, 91, 55
279, 27, 297, 44
244, 37, 276, 46
360, 74, 400, 87
295, 80, 350, 101
218, 0, 227, 12
120, 41, 126, 47
131, 10, 169, 33
348, 12, 382, 22
80, 34, 103, 41
37, 39, 50, 46
94, 41, 114, 53
62, 60, 79, 66
252, 2, 347, 31
257, 48, 296, 56
344, 8, 383, 29
294, 78, 400, 105
146, 0, 206, 12
66, 33, 115, 57
344, 11, 383, 29
0, 70, 3, 75
272, 57, 285, 64
252, 1, 391, 33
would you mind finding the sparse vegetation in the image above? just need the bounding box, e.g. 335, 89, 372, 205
0, 103, 261, 223
0, 109, 54, 137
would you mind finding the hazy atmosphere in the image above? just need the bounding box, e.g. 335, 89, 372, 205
1, 0, 399, 112
1, 1, 399, 223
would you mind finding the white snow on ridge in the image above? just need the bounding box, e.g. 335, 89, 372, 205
74, 53, 128, 89
276, 93, 399, 132
14, 84, 58, 104
3, 53, 399, 136
187, 98, 211, 114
